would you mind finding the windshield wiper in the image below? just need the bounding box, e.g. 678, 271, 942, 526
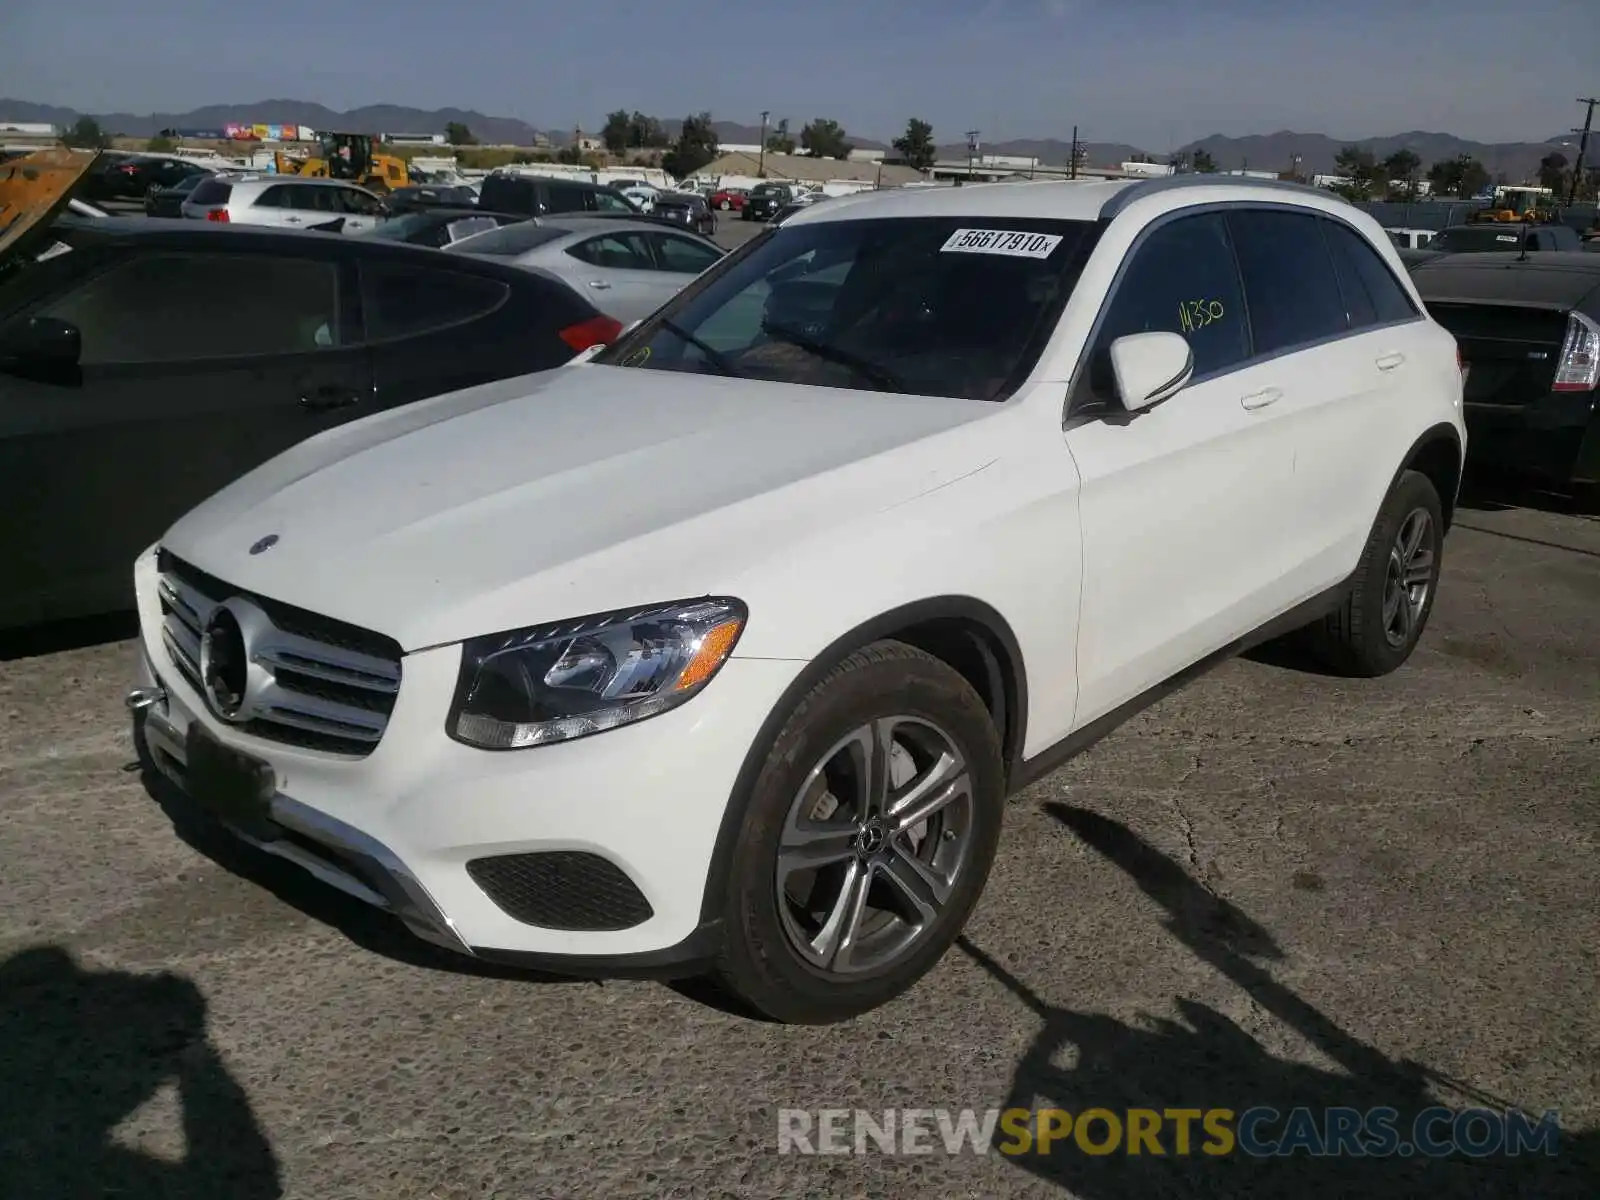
656, 318, 745, 378
759, 321, 906, 392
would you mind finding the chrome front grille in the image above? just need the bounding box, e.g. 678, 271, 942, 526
156, 550, 403, 757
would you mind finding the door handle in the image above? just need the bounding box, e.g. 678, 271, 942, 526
299, 385, 361, 411
587, 279, 612, 289
1375, 352, 1406, 372
283, 216, 303, 224
1240, 387, 1283, 411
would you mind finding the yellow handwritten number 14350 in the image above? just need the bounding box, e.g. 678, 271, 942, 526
1178, 299, 1224, 334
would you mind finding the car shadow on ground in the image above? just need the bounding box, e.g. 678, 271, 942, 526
0, 945, 283, 1199
136, 764, 592, 988
0, 610, 139, 662
964, 802, 1597, 1198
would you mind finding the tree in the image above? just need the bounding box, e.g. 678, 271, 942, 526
601, 110, 631, 155
1460, 156, 1491, 198
1538, 151, 1569, 194
891, 118, 937, 171
626, 111, 668, 149
800, 117, 853, 160
444, 122, 477, 146
555, 144, 583, 165
662, 111, 719, 180
1382, 149, 1421, 199
766, 118, 796, 155
62, 116, 109, 150
145, 134, 176, 153
1331, 145, 1382, 199
1190, 148, 1217, 174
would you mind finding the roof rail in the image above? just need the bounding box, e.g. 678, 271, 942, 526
1098, 173, 1339, 221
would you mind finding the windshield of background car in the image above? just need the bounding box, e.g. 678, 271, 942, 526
594, 215, 1100, 401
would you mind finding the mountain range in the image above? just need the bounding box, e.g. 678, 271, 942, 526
0, 99, 1579, 180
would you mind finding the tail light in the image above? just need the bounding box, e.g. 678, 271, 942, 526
1553, 311, 1600, 393
205, 208, 230, 223
559, 314, 624, 352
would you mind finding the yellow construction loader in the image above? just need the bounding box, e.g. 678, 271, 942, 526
273, 132, 408, 193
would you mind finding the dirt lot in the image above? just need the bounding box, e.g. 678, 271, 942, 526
0, 492, 1596, 1200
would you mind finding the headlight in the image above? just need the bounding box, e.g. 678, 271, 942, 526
448, 598, 746, 750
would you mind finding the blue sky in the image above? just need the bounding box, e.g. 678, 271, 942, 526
4, 0, 1594, 148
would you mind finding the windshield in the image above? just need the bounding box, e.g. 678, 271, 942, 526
594, 215, 1100, 401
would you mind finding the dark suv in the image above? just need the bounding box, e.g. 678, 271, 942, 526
476, 175, 639, 218
743, 182, 797, 222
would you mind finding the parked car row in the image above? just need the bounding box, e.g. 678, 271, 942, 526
0, 151, 725, 627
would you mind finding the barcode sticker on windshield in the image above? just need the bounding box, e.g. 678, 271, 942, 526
941, 229, 1063, 258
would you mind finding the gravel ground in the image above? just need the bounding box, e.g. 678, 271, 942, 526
1, 484, 1597, 1199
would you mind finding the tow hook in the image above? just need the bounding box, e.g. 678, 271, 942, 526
125, 686, 166, 712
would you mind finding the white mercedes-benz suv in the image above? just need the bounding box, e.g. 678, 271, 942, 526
128, 176, 1465, 1024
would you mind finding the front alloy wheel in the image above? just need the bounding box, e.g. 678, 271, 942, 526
776, 716, 975, 975
712, 641, 1004, 1024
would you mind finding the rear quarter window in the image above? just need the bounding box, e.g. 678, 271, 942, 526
359, 263, 510, 340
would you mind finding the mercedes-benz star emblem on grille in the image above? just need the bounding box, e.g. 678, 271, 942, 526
199, 604, 250, 721
249, 534, 279, 555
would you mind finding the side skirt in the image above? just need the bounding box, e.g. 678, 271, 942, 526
1007, 576, 1351, 794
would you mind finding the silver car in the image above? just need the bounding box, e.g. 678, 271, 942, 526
179, 176, 387, 234
442, 216, 724, 323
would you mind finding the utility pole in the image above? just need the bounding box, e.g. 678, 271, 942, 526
1069, 126, 1080, 180
758, 110, 769, 178
1569, 97, 1598, 206
966, 129, 981, 182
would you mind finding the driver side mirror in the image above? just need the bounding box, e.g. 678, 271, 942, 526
1108, 332, 1193, 412
0, 316, 82, 379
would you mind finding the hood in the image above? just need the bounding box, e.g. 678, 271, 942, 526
0, 148, 100, 268
163, 366, 1002, 651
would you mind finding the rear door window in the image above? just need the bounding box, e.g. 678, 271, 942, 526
34, 252, 341, 363
1227, 209, 1350, 355
568, 233, 656, 270
338, 187, 384, 216
359, 264, 510, 340
1321, 219, 1418, 328
1092, 212, 1250, 380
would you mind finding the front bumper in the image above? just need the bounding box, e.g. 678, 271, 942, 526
130, 550, 804, 968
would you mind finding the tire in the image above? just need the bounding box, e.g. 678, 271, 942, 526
710, 640, 1005, 1024
719, 199, 731, 211
1307, 469, 1444, 677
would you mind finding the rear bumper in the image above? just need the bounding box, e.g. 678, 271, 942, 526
1464, 390, 1599, 488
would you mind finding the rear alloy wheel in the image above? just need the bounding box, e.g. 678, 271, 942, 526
712, 641, 1004, 1024
1308, 469, 1444, 676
